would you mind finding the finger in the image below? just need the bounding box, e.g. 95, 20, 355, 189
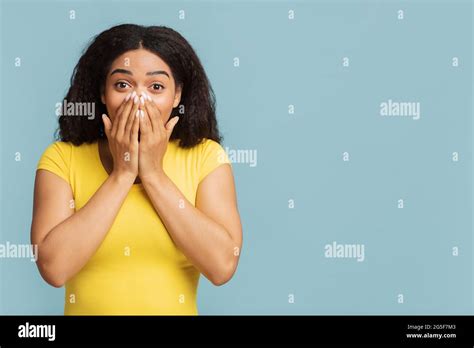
124, 94, 138, 139
121, 91, 136, 129
102, 114, 112, 139
116, 91, 133, 117
139, 108, 150, 138
165, 116, 180, 139
111, 91, 134, 137
145, 92, 166, 131
142, 92, 158, 133
117, 91, 138, 138
127, 92, 140, 134
130, 108, 140, 144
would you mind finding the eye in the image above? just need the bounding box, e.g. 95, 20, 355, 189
150, 83, 164, 92
114, 81, 130, 89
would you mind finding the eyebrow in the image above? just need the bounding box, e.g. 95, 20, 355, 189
110, 68, 170, 78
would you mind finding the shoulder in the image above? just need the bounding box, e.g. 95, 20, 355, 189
37, 140, 94, 171
44, 140, 72, 150
190, 138, 230, 165
40, 140, 94, 157
172, 138, 226, 157
195, 138, 227, 156
39, 141, 73, 160
191, 138, 231, 183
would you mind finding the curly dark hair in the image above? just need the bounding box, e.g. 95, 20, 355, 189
56, 24, 222, 148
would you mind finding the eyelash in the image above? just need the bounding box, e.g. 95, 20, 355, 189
151, 83, 164, 91
114, 81, 164, 92
114, 81, 130, 89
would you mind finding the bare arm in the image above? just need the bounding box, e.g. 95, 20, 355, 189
31, 91, 140, 287
136, 94, 243, 286
141, 163, 243, 286
31, 170, 135, 287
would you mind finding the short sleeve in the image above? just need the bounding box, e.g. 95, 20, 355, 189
36, 141, 72, 183
198, 139, 231, 183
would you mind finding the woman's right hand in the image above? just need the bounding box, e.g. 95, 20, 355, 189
101, 91, 140, 181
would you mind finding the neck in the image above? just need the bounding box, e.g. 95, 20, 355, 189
98, 138, 141, 184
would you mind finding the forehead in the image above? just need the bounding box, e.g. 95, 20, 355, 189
110, 49, 171, 75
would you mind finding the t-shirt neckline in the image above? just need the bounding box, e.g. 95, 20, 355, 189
94, 141, 145, 191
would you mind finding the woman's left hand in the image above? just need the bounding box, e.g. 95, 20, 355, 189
137, 92, 180, 181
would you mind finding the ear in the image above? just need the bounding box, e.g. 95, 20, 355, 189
173, 83, 182, 108
100, 86, 106, 105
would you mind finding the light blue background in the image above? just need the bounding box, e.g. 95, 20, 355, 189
0, 0, 472, 314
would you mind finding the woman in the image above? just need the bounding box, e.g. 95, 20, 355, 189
31, 24, 243, 315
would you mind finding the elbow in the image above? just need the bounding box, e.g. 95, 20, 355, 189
210, 273, 231, 287
32, 239, 66, 288
42, 269, 66, 288
209, 259, 237, 287
46, 276, 66, 289
36, 258, 66, 288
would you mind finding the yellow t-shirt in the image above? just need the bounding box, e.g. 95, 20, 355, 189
36, 138, 231, 315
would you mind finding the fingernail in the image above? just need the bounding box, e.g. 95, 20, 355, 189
147, 93, 152, 101
131, 91, 137, 98
125, 92, 132, 101
136, 110, 140, 118
140, 95, 145, 105
140, 110, 145, 118
134, 95, 139, 104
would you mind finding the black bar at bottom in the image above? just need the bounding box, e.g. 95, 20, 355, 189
0, 315, 472, 346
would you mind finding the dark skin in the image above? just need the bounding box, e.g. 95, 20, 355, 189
98, 138, 142, 184
31, 49, 242, 288
99, 49, 182, 186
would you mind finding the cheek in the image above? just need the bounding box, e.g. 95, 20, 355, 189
105, 93, 127, 121
150, 94, 175, 121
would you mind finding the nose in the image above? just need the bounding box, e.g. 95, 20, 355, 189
132, 90, 147, 108
134, 88, 145, 96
